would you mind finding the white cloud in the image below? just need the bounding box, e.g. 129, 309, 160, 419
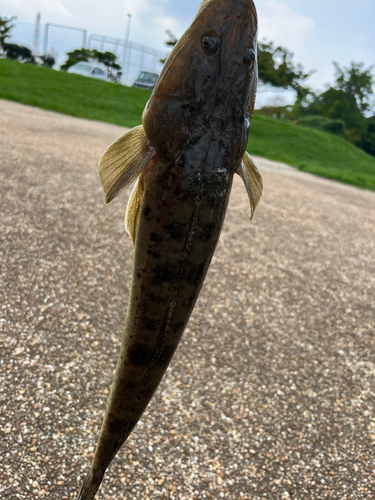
122, 0, 151, 18
1, 0, 181, 50
2, 0, 182, 59
2, 0, 71, 21
119, 0, 181, 52
39, 0, 71, 17
153, 14, 180, 38
257, 1, 314, 57
256, 1, 321, 90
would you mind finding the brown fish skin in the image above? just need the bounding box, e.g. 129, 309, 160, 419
77, 0, 258, 498
144, 0, 258, 163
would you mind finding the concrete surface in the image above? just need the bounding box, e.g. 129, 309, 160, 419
1, 99, 375, 500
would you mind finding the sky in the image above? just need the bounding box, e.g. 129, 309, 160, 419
2, 0, 374, 105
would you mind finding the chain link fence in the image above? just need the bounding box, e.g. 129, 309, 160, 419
9, 21, 167, 86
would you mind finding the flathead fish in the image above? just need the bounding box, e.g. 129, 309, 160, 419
77, 0, 262, 498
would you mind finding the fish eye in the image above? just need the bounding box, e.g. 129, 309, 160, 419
201, 33, 218, 55
243, 48, 256, 68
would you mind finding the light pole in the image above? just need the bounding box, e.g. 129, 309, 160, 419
122, 13, 132, 85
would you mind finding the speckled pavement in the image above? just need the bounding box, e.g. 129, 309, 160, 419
1, 99, 374, 500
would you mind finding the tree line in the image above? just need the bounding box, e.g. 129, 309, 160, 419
0, 16, 55, 67
1, 15, 374, 157
0, 16, 122, 81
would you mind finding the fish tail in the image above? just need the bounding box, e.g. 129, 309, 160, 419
75, 315, 179, 499
76, 470, 104, 500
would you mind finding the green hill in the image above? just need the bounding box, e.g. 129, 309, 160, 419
1, 58, 374, 190
248, 115, 375, 190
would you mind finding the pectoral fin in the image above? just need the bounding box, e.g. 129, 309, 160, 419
98, 125, 155, 203
125, 175, 144, 245
237, 152, 263, 220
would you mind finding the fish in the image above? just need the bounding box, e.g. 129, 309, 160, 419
77, 0, 262, 498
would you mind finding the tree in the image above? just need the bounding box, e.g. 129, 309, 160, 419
359, 116, 375, 156
0, 15, 16, 53
39, 54, 56, 68
91, 49, 122, 82
257, 40, 313, 101
302, 61, 374, 150
1, 15, 56, 67
159, 30, 178, 65
61, 48, 122, 82
307, 88, 362, 125
60, 48, 93, 71
305, 61, 374, 123
1, 16, 37, 64
332, 61, 374, 114
2, 43, 35, 63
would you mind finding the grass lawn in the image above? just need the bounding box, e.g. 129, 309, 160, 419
249, 114, 375, 190
0, 58, 150, 128
1, 58, 375, 190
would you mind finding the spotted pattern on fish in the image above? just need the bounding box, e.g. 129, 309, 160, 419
77, 0, 262, 498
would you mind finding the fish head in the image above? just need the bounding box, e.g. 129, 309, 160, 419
143, 0, 258, 164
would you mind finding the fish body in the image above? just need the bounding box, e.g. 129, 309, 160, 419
78, 0, 262, 498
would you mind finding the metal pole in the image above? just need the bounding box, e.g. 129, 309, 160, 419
124, 42, 132, 85
82, 29, 87, 48
33, 12, 41, 55
43, 23, 49, 55
122, 13, 132, 84
139, 46, 144, 74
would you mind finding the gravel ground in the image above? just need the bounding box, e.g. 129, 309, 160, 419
1, 99, 375, 500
